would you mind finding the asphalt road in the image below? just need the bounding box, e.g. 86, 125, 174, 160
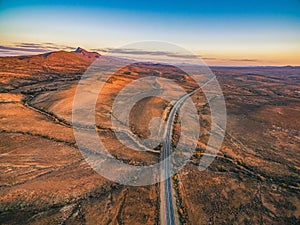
161, 88, 199, 225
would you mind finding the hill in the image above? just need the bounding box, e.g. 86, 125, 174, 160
0, 48, 100, 92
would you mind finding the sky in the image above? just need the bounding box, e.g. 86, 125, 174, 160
0, 0, 300, 66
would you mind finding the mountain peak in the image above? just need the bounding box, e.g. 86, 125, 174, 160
74, 47, 100, 59
74, 47, 87, 54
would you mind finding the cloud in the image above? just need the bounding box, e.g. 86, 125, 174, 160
227, 58, 260, 62
90, 47, 112, 53
0, 45, 50, 53
201, 57, 218, 60
91, 47, 198, 59
90, 48, 264, 64
0, 43, 75, 56
0, 43, 270, 65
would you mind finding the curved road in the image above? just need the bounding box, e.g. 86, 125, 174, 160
161, 88, 199, 225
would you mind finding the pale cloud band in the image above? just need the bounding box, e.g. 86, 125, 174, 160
0, 42, 276, 66
0, 43, 75, 56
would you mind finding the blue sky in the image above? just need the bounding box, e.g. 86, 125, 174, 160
0, 0, 300, 65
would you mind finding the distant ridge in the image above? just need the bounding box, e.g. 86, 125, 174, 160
0, 47, 103, 84
74, 47, 101, 59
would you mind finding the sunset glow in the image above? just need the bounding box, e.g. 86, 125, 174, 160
1, 0, 300, 66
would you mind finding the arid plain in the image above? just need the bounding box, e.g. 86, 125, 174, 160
0, 48, 299, 224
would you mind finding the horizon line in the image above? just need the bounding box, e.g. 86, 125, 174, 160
0, 44, 299, 67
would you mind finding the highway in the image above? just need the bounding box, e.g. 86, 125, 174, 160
161, 88, 199, 225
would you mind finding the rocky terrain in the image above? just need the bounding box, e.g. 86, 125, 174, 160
0, 49, 159, 225
177, 67, 300, 224
0, 49, 299, 224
